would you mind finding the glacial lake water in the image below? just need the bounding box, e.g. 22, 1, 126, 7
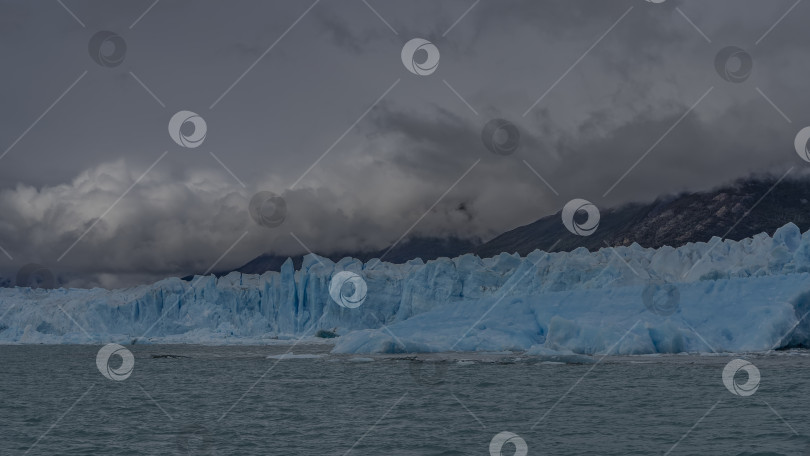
1, 344, 809, 455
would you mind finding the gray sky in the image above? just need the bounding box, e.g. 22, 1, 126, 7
1, 0, 808, 288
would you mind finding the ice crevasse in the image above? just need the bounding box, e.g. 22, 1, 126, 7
3, 222, 810, 355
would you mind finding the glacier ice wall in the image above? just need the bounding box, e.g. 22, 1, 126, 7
2, 223, 810, 354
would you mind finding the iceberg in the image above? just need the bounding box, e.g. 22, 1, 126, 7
2, 223, 810, 356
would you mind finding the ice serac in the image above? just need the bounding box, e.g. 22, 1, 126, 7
2, 223, 810, 354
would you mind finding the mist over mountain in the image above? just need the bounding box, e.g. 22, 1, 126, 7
6, 174, 807, 286
223, 174, 810, 276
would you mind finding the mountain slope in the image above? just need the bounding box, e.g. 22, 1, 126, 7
475, 176, 810, 257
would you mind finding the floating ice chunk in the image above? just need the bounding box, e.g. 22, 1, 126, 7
266, 353, 325, 360
347, 357, 374, 363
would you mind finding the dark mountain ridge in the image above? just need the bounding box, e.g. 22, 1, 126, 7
233, 236, 476, 275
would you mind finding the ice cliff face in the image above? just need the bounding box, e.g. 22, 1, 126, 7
3, 223, 810, 355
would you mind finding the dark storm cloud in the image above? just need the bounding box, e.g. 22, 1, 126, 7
0, 0, 808, 288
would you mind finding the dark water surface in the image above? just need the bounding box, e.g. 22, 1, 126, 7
1, 345, 809, 455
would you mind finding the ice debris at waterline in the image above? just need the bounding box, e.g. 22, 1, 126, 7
3, 223, 810, 355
